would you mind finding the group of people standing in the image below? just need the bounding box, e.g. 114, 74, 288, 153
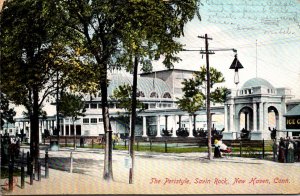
277, 137, 300, 163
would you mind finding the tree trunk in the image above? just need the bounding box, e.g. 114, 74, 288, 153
32, 88, 40, 179
129, 56, 138, 184
101, 69, 113, 181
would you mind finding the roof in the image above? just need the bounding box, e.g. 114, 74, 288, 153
284, 104, 300, 116
108, 75, 172, 99
242, 77, 274, 89
139, 68, 195, 75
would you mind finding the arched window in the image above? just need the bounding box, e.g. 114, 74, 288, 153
150, 92, 158, 98
137, 91, 145, 97
163, 92, 171, 98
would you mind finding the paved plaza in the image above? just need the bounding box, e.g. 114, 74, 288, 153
1, 147, 300, 195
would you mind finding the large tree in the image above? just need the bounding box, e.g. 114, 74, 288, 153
61, 0, 198, 181
0, 0, 97, 178
177, 66, 228, 159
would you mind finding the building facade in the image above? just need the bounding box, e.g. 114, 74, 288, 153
12, 69, 300, 141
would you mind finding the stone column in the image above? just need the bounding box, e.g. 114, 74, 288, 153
156, 115, 161, 137
64, 119, 67, 136
264, 103, 269, 131
253, 103, 257, 131
244, 112, 248, 130
188, 115, 193, 137
229, 104, 234, 131
259, 102, 264, 131
165, 115, 168, 131
142, 116, 147, 137
224, 104, 228, 132
39, 120, 43, 143
172, 115, 177, 137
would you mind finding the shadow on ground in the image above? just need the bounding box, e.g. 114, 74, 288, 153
39, 157, 102, 174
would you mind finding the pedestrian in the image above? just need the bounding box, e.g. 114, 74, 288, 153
112, 133, 116, 150
214, 139, 222, 158
278, 137, 286, 163
287, 138, 294, 163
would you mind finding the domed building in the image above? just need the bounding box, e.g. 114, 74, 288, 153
223, 77, 294, 140
12, 70, 299, 142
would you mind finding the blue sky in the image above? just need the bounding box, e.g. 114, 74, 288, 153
13, 0, 300, 117
153, 0, 300, 98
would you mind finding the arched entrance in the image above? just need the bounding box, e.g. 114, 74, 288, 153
268, 106, 279, 130
238, 107, 253, 131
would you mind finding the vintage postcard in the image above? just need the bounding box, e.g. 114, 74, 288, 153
1, 0, 299, 195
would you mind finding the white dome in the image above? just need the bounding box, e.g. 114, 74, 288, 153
242, 78, 274, 89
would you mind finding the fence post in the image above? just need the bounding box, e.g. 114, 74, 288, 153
45, 149, 49, 178
8, 156, 14, 192
70, 151, 73, 173
26, 152, 30, 175
240, 141, 242, 157
124, 140, 127, 150
165, 141, 167, 153
262, 139, 265, 159
21, 151, 25, 189
29, 160, 33, 185
37, 160, 41, 181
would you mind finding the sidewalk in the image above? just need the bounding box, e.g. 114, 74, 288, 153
1, 147, 300, 195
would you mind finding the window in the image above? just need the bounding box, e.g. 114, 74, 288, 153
150, 92, 158, 98
137, 91, 145, 97
83, 118, 89, 124
90, 103, 97, 109
163, 92, 171, 98
98, 118, 103, 123
91, 118, 97, 124
109, 103, 115, 108
150, 103, 156, 108
85, 104, 90, 109
98, 104, 102, 108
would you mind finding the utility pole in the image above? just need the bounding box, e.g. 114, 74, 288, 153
56, 70, 60, 146
129, 56, 138, 184
198, 34, 214, 160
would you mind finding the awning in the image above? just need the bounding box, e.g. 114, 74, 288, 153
278, 129, 300, 132
284, 104, 300, 117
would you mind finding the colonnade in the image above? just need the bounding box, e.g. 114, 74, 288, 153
224, 101, 282, 139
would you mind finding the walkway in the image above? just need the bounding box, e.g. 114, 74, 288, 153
1, 147, 299, 195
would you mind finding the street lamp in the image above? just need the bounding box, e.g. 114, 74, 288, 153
229, 53, 244, 85
199, 34, 244, 159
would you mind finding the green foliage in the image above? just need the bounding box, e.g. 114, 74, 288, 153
0, 92, 16, 129
114, 0, 198, 70
0, 0, 98, 115
177, 78, 205, 114
59, 92, 86, 121
177, 66, 228, 114
111, 84, 145, 112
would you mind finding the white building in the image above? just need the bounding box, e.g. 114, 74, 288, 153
13, 69, 300, 140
